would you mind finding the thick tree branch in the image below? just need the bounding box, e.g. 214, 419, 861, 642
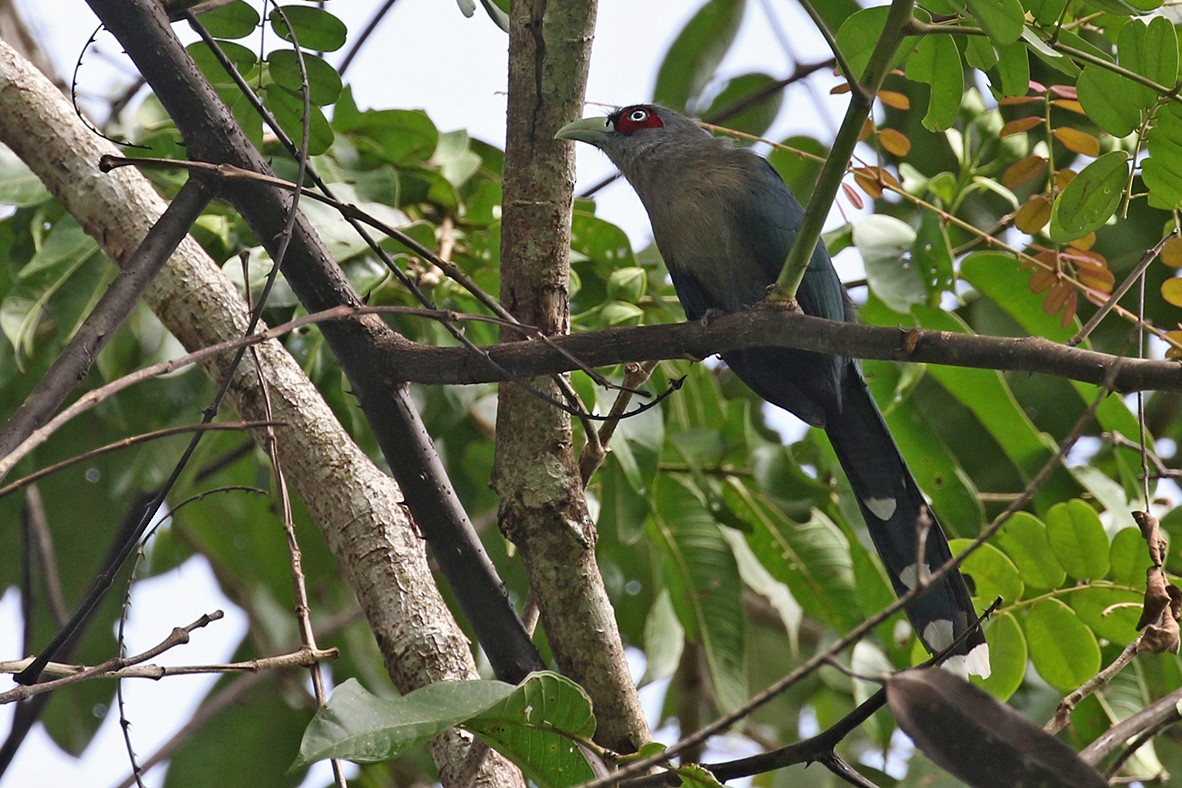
374, 306, 1182, 394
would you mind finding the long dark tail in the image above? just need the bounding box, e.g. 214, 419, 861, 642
824, 366, 990, 676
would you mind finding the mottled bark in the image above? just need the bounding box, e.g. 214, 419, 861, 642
494, 0, 650, 754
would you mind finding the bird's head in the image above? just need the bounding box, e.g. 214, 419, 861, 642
555, 104, 710, 174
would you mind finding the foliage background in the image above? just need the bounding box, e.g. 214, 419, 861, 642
2, 0, 1182, 786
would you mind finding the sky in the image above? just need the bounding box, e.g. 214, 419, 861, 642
0, 0, 849, 785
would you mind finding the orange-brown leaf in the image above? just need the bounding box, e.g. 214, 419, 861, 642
853, 166, 902, 192
1162, 237, 1182, 268
1044, 281, 1073, 314
1053, 126, 1101, 156
1051, 99, 1085, 114
1067, 233, 1096, 252
1078, 266, 1115, 294
1060, 290, 1078, 328
854, 169, 883, 198
1065, 248, 1106, 269
1003, 155, 1047, 189
1055, 169, 1077, 191
878, 89, 911, 110
1002, 116, 1042, 137
999, 95, 1041, 106
831, 82, 852, 95
1015, 196, 1052, 234
1165, 330, 1182, 358
842, 181, 864, 210
879, 128, 911, 157
860, 118, 876, 141
1029, 267, 1058, 293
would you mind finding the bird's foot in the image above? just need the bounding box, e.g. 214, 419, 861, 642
698, 307, 729, 327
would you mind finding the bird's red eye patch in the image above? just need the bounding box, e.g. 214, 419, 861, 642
612, 105, 664, 134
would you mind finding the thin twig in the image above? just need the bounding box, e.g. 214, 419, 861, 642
0, 421, 285, 499
1046, 638, 1142, 735
1, 612, 227, 703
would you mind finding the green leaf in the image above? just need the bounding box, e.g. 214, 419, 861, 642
597, 300, 645, 327
852, 215, 925, 313
2, 217, 100, 361
653, 0, 746, 110
1077, 64, 1142, 139
198, 0, 260, 39
596, 381, 662, 543
264, 86, 334, 155
650, 475, 747, 712
699, 72, 784, 137
1095, 667, 1165, 780
294, 678, 515, 767
641, 589, 685, 684
993, 512, 1066, 591
965, 0, 1025, 44
721, 525, 803, 651
606, 266, 647, 304
964, 35, 998, 71
950, 539, 1024, 605
269, 5, 347, 52
960, 253, 1064, 341
466, 673, 598, 786
835, 6, 920, 79
729, 481, 862, 631
971, 612, 1027, 700
911, 306, 1061, 501
336, 108, 439, 165
1118, 17, 1178, 109
571, 210, 637, 269
165, 672, 309, 787
1069, 465, 1136, 531
1049, 150, 1129, 242
905, 34, 963, 131
187, 40, 259, 83
767, 136, 827, 204
1144, 104, 1182, 210
1045, 500, 1110, 580
992, 40, 1030, 97
433, 129, 483, 187
600, 453, 650, 544
1109, 525, 1152, 587
1027, 0, 1068, 24
267, 50, 342, 106
1024, 598, 1101, 692
1070, 586, 1142, 644
0, 145, 50, 207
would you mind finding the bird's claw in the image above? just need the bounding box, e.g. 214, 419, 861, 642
698, 308, 728, 327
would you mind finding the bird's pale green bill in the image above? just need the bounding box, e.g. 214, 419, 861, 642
555, 116, 610, 145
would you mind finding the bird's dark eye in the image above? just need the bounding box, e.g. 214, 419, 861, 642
628, 109, 648, 122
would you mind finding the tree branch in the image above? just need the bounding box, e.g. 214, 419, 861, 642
85, 0, 541, 686
375, 306, 1182, 394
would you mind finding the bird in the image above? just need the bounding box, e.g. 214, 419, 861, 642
557, 104, 990, 677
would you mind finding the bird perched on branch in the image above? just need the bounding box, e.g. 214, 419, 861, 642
557, 104, 989, 677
